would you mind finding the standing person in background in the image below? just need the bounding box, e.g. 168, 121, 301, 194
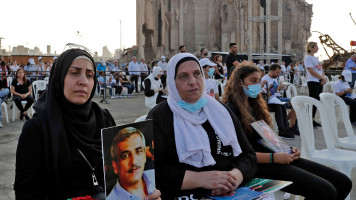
37, 57, 46, 80
157, 56, 167, 88
25, 59, 38, 83
200, 48, 208, 60
178, 45, 186, 53
226, 43, 243, 79
280, 61, 286, 76
139, 58, 149, 91
97, 60, 107, 74
128, 56, 140, 93
304, 41, 327, 127
344, 54, 356, 87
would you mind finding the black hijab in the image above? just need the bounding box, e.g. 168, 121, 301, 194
34, 49, 115, 191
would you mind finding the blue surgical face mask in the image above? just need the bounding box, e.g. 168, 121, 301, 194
162, 58, 166, 62
178, 97, 208, 112
208, 67, 215, 77
243, 83, 261, 98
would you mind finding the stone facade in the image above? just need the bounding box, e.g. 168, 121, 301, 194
136, 0, 313, 62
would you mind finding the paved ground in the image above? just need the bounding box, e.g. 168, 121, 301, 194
0, 92, 355, 199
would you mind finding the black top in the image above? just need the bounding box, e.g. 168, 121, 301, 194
226, 102, 272, 153
147, 101, 257, 199
0, 79, 6, 89
11, 79, 30, 94
14, 49, 114, 200
15, 110, 115, 199
214, 63, 224, 79
226, 52, 243, 79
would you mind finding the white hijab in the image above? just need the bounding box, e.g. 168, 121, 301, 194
146, 66, 162, 89
167, 53, 242, 168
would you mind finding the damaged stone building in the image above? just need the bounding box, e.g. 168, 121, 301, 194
136, 0, 313, 62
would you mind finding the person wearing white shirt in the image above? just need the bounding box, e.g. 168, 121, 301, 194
128, 56, 140, 93
200, 58, 219, 101
37, 57, 46, 80
10, 60, 20, 75
257, 60, 265, 71
110, 60, 120, 73
304, 41, 327, 127
106, 127, 159, 200
280, 61, 286, 74
333, 70, 356, 125
157, 56, 168, 88
139, 58, 149, 91
261, 64, 298, 139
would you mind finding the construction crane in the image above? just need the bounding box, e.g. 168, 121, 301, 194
312, 31, 348, 60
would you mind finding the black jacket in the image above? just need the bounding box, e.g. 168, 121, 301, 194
147, 101, 257, 199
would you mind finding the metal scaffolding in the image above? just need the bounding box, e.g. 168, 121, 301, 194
248, 0, 283, 64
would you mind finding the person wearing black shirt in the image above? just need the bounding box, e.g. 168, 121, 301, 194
147, 53, 257, 199
225, 43, 243, 79
11, 68, 34, 120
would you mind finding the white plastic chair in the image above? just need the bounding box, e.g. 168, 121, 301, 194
32, 80, 47, 101
291, 96, 356, 200
44, 77, 49, 83
134, 115, 147, 122
221, 82, 227, 96
282, 82, 298, 98
334, 75, 339, 82
6, 77, 13, 88
12, 101, 34, 121
1, 102, 9, 123
300, 76, 308, 94
319, 93, 356, 150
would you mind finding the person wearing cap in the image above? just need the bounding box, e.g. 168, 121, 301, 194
37, 57, 46, 80
24, 58, 38, 83
344, 54, 356, 87
200, 58, 220, 101
157, 56, 167, 88
143, 66, 165, 109
333, 70, 356, 125
97, 60, 107, 73
53, 56, 58, 61
226, 43, 244, 79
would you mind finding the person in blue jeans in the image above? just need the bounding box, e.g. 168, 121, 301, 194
0, 79, 10, 127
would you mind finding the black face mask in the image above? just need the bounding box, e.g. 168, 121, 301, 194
204, 52, 208, 56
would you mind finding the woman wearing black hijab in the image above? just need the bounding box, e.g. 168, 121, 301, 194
14, 49, 116, 199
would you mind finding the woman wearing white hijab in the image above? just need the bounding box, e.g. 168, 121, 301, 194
143, 66, 165, 109
147, 53, 257, 199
